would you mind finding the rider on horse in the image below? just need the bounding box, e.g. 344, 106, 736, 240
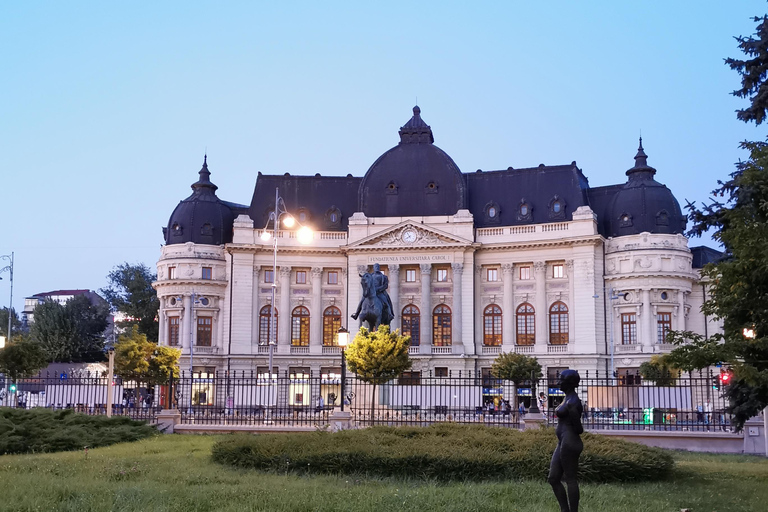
351, 263, 394, 328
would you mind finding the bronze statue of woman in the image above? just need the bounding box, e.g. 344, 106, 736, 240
548, 369, 583, 512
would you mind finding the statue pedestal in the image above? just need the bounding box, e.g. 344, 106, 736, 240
156, 409, 182, 433
329, 409, 353, 431
522, 412, 546, 430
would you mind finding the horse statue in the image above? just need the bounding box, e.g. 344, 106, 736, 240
351, 265, 393, 330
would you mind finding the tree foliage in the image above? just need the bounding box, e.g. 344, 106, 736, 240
344, 326, 412, 418
114, 325, 180, 384
669, 141, 768, 429
638, 355, 680, 387
101, 263, 160, 342
725, 15, 768, 125
0, 335, 49, 381
0, 307, 22, 338
490, 352, 542, 384
30, 295, 109, 363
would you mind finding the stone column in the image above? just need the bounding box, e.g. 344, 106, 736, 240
311, 267, 323, 353
252, 266, 261, 349
502, 264, 514, 349
534, 261, 548, 350
452, 263, 463, 348
278, 266, 292, 353
183, 294, 192, 367
677, 290, 686, 332
389, 265, 400, 331
158, 307, 167, 345
420, 264, 432, 354
566, 260, 575, 344
642, 288, 653, 350
474, 265, 483, 348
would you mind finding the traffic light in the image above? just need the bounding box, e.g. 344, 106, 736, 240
9, 383, 17, 393
712, 376, 720, 390
720, 371, 732, 387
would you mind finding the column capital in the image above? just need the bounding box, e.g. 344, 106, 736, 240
565, 259, 574, 269
389, 264, 400, 274
501, 263, 514, 274
311, 267, 323, 278
451, 263, 464, 273
279, 266, 292, 277
534, 261, 547, 273
357, 265, 367, 275
420, 264, 432, 275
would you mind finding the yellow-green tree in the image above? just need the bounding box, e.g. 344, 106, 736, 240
114, 326, 180, 384
344, 326, 411, 419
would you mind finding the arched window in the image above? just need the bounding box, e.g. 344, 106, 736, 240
483, 304, 502, 346
258, 305, 278, 345
516, 303, 535, 346
322, 306, 342, 346
401, 305, 420, 346
291, 306, 310, 346
549, 302, 569, 345
432, 305, 452, 346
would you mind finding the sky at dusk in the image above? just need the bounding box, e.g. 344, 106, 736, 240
1, 1, 766, 313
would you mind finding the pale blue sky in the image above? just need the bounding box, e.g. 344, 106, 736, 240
0, 1, 765, 313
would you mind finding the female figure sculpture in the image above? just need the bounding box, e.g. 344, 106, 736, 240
548, 369, 583, 512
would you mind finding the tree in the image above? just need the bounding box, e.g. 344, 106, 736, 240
638, 355, 679, 387
0, 307, 22, 338
30, 295, 109, 363
114, 326, 180, 384
491, 352, 543, 383
668, 141, 768, 429
344, 326, 412, 419
726, 15, 768, 125
0, 335, 49, 382
101, 263, 160, 342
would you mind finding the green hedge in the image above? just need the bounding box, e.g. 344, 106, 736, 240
212, 424, 674, 483
0, 408, 158, 455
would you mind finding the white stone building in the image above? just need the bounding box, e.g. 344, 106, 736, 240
154, 106, 721, 389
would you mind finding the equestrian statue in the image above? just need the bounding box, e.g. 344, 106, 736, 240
351, 263, 394, 330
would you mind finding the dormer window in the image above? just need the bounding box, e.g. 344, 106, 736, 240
386, 181, 399, 195
619, 212, 633, 228
200, 223, 213, 236
325, 206, 342, 227
172, 223, 183, 236
518, 199, 533, 222
297, 209, 310, 223
425, 181, 439, 194
548, 195, 566, 219
484, 201, 501, 224
656, 210, 669, 226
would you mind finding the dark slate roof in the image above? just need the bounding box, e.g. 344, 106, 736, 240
248, 173, 362, 231
466, 164, 590, 228
359, 106, 466, 217
690, 245, 725, 268
587, 184, 624, 236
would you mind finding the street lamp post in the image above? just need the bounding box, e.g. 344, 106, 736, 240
607, 288, 621, 378
259, 188, 313, 410
188, 291, 198, 415
337, 327, 349, 411
0, 252, 14, 342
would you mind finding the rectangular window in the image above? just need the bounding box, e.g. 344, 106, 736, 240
621, 313, 637, 345
327, 271, 338, 285
552, 264, 564, 279
657, 312, 672, 344
264, 268, 274, 283
168, 317, 180, 346
201, 267, 212, 280
406, 269, 416, 282
436, 268, 448, 282
196, 317, 212, 347
434, 367, 448, 378
487, 268, 499, 282
519, 266, 531, 280
618, 368, 641, 386
168, 266, 176, 279
296, 270, 307, 284
398, 371, 421, 385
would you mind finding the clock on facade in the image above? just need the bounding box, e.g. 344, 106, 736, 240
402, 229, 417, 243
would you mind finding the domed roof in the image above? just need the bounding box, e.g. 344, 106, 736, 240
359, 106, 466, 217
605, 139, 686, 237
164, 156, 235, 246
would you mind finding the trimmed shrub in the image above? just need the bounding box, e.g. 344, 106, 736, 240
0, 408, 158, 455
212, 424, 673, 483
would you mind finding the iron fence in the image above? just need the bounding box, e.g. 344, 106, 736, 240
0, 372, 159, 422
0, 369, 733, 432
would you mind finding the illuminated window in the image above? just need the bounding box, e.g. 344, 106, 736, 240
487, 268, 498, 282
436, 268, 448, 282
291, 306, 310, 346
168, 266, 176, 279
519, 266, 531, 280
549, 302, 568, 345
432, 305, 452, 346
322, 306, 342, 346
552, 264, 564, 279
516, 303, 535, 345
402, 305, 420, 346
258, 305, 277, 345
406, 269, 416, 282
483, 305, 502, 346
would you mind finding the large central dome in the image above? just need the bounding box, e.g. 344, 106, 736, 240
359, 106, 466, 217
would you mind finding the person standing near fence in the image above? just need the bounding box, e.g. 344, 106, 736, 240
704, 400, 713, 430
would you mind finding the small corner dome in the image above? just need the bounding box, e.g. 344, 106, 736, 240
359, 106, 466, 217
606, 139, 686, 237
164, 156, 235, 246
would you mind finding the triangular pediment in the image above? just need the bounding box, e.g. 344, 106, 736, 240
348, 221, 472, 249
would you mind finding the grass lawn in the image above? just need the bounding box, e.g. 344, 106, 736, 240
0, 434, 766, 512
